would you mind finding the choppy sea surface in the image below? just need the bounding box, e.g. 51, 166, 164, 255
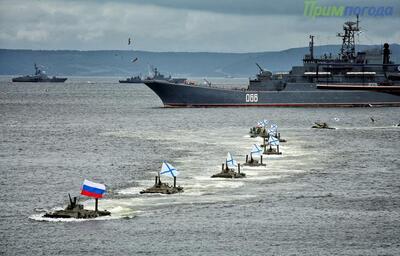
1, 76, 400, 255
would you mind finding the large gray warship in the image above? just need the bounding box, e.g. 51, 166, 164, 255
12, 64, 67, 83
144, 18, 400, 107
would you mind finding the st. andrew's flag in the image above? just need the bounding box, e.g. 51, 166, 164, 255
160, 161, 179, 177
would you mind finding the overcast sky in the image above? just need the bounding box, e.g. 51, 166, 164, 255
0, 0, 399, 52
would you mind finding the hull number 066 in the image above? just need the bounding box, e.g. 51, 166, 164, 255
245, 93, 258, 103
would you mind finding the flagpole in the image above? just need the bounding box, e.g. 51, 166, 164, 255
263, 137, 266, 154
95, 198, 98, 212
263, 137, 268, 154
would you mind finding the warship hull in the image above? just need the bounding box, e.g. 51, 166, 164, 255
12, 77, 67, 83
119, 80, 142, 84
144, 80, 400, 107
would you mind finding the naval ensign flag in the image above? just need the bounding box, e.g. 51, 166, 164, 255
80, 179, 106, 198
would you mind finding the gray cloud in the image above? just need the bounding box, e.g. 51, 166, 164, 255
0, 0, 399, 52
83, 0, 400, 16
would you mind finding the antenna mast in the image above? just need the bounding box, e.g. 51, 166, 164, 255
309, 35, 314, 61
337, 15, 360, 61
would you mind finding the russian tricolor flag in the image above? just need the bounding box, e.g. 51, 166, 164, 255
81, 179, 106, 198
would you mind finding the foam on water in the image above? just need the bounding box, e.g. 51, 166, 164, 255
242, 174, 286, 181
29, 202, 137, 222
29, 213, 126, 222
117, 186, 144, 195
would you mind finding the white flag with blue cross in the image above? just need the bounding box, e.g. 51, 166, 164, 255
160, 161, 179, 177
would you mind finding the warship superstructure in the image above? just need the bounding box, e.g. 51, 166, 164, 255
144, 18, 400, 107
12, 64, 67, 83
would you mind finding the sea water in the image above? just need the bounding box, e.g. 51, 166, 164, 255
1, 77, 399, 255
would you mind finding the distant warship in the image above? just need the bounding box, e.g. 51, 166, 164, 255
119, 67, 186, 84
144, 17, 400, 107
119, 75, 143, 83
12, 64, 67, 83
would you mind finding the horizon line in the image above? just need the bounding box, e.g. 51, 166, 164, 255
1, 43, 397, 54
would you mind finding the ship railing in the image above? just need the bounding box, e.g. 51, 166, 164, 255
315, 63, 399, 85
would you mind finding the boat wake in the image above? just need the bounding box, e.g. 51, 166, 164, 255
36, 123, 325, 223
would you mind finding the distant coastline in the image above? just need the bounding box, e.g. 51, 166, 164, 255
1, 44, 398, 77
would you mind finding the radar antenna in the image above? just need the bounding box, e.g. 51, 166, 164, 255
337, 15, 360, 61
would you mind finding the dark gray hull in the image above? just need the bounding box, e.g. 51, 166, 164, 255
119, 79, 143, 84
12, 76, 67, 83
144, 80, 400, 107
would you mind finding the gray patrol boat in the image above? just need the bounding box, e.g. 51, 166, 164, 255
12, 64, 67, 83
119, 67, 187, 84
144, 17, 400, 107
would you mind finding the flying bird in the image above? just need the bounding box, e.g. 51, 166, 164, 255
128, 37, 131, 45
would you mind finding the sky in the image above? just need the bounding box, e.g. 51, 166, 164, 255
0, 0, 399, 52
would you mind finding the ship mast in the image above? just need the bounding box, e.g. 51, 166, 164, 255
309, 35, 314, 61
337, 15, 360, 61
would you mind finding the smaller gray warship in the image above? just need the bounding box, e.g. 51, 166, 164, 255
119, 67, 187, 84
148, 67, 187, 83
12, 64, 67, 83
119, 75, 143, 83
43, 194, 110, 219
